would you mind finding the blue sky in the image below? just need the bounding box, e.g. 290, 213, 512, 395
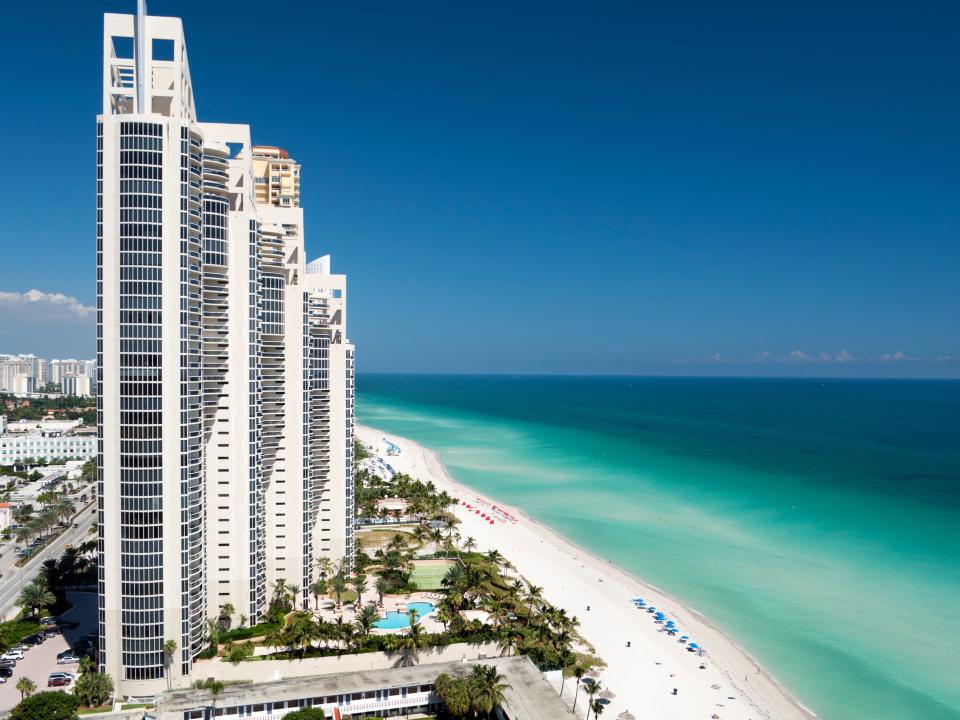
0, 1, 957, 376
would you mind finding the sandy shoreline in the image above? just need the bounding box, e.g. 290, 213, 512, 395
358, 424, 816, 720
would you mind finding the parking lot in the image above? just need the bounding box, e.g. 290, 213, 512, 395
0, 592, 97, 711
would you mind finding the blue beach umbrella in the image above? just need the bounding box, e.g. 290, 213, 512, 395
679, 636, 689, 641
688, 643, 699, 649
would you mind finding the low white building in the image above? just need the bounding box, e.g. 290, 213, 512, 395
0, 435, 95, 465
2, 418, 82, 435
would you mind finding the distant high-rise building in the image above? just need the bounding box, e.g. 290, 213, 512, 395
251, 146, 301, 209
97, 7, 355, 696
62, 374, 92, 397
13, 374, 35, 395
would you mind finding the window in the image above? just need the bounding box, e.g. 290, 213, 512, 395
152, 38, 175, 61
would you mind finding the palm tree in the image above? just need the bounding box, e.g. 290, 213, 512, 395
335, 616, 357, 651
263, 624, 286, 655
559, 649, 576, 699
16, 677, 36, 700
355, 605, 379, 638
14, 524, 32, 547
351, 575, 368, 607
485, 548, 505, 568
309, 580, 327, 610
238, 613, 248, 628
163, 639, 178, 690
206, 618, 221, 650
429, 527, 444, 554
524, 582, 544, 626
442, 564, 465, 592
590, 698, 605, 719
219, 602, 235, 630
285, 611, 318, 657
573, 667, 586, 711
397, 613, 427, 666
315, 556, 333, 582
329, 572, 348, 609
55, 499, 76, 525
435, 606, 453, 633
586, 680, 601, 719
470, 664, 511, 717
270, 578, 288, 604
375, 576, 390, 607
288, 583, 302, 608
496, 628, 522, 658
18, 577, 54, 618
463, 536, 477, 553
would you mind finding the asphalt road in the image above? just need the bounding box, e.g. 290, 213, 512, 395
0, 592, 97, 711
0, 503, 97, 621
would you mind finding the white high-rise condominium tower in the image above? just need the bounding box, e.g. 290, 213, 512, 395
97, 6, 355, 696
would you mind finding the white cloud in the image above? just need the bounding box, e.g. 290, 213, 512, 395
834, 350, 853, 363
0, 289, 94, 317
879, 350, 913, 362
0, 289, 95, 357
786, 350, 810, 362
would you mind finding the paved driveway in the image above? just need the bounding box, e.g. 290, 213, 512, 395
0, 592, 97, 711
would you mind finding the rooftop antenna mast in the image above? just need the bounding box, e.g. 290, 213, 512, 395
135, 0, 147, 113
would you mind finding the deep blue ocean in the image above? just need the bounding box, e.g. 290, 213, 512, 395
357, 375, 960, 720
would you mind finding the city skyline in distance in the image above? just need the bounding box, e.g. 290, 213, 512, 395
1, 0, 957, 378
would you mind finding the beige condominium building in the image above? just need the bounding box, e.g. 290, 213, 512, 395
97, 4, 355, 697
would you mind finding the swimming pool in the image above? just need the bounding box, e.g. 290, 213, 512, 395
373, 602, 435, 630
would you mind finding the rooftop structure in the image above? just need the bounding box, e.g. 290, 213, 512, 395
152, 657, 567, 720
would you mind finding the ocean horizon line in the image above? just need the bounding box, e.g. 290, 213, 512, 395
358, 370, 960, 382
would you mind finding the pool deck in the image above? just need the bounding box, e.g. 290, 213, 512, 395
309, 586, 446, 635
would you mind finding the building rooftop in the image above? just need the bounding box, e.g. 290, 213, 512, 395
153, 656, 566, 720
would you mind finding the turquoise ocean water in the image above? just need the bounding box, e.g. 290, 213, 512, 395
357, 375, 960, 720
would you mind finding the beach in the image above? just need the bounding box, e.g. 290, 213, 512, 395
358, 423, 815, 720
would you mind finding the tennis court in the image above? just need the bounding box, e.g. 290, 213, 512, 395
409, 559, 456, 590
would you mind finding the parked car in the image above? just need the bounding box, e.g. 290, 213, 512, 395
1, 650, 24, 661
23, 633, 45, 645
0, 667, 12, 683
48, 675, 71, 687
57, 653, 80, 665
49, 671, 75, 680
43, 628, 61, 639
0, 659, 16, 669
10, 645, 29, 653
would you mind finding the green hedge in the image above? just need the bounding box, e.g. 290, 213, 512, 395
0, 620, 42, 651
219, 621, 281, 643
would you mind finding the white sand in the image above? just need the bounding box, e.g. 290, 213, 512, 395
358, 424, 816, 720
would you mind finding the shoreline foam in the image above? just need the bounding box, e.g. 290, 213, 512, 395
358, 423, 816, 720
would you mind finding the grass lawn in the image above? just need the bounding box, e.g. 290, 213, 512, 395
409, 559, 455, 590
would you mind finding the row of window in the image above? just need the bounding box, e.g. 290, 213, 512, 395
119, 482, 163, 498
121, 122, 162, 137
